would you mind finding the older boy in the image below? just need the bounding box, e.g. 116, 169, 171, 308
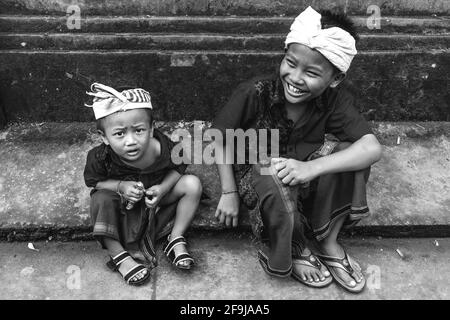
213, 7, 382, 293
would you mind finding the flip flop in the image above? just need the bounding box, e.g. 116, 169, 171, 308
291, 253, 333, 288
317, 251, 365, 293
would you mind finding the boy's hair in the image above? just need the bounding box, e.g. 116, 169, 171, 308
96, 108, 154, 133
96, 85, 154, 133
319, 9, 359, 44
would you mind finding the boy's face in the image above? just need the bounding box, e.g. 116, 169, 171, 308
279, 43, 345, 104
100, 109, 153, 162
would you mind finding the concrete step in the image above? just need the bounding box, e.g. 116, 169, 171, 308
0, 50, 448, 124
1, 0, 449, 16
1, 121, 449, 241
1, 33, 449, 51
1, 15, 449, 34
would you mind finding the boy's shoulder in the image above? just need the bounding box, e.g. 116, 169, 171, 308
233, 74, 280, 100
87, 143, 110, 163
322, 82, 356, 111
240, 74, 277, 90
152, 127, 171, 144
151, 127, 177, 154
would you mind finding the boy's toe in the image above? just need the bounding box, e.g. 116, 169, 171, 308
312, 273, 320, 282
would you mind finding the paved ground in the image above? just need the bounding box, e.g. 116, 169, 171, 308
0, 232, 448, 300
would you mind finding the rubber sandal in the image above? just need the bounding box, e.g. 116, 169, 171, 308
163, 236, 194, 270
316, 251, 365, 293
291, 253, 333, 288
106, 251, 151, 286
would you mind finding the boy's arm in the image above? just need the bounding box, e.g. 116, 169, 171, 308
95, 179, 143, 203
312, 133, 382, 174
274, 133, 382, 185
214, 139, 240, 228
143, 169, 182, 208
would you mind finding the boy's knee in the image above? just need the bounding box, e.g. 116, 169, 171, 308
179, 174, 203, 196
91, 189, 120, 206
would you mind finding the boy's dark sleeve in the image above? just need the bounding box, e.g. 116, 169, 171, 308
212, 81, 258, 132
326, 89, 373, 142
165, 135, 188, 175
83, 147, 108, 188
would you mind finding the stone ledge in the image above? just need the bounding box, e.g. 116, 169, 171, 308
1, 121, 449, 240
1, 15, 449, 34
1, 33, 449, 51
1, 0, 449, 16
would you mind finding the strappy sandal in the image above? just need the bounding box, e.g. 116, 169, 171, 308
316, 251, 365, 293
291, 253, 333, 288
163, 235, 194, 270
106, 251, 151, 286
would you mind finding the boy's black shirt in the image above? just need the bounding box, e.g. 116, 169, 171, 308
84, 128, 187, 192
213, 74, 373, 160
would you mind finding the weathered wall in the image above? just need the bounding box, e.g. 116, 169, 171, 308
1, 51, 448, 123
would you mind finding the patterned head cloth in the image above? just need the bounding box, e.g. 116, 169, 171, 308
285, 6, 357, 73
85, 82, 153, 120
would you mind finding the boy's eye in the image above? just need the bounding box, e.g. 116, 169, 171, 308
307, 71, 320, 77
113, 131, 124, 137
136, 128, 146, 134
286, 59, 296, 67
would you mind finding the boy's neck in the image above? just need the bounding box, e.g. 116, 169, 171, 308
284, 101, 309, 124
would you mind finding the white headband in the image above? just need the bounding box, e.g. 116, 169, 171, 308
285, 6, 357, 73
85, 83, 153, 120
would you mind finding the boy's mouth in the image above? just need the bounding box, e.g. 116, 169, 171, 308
286, 82, 308, 97
126, 149, 139, 156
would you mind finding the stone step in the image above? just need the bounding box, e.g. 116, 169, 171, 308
1, 33, 449, 51
0, 121, 449, 241
1, 15, 449, 34
0, 50, 448, 124
0, 121, 450, 240
1, 0, 449, 16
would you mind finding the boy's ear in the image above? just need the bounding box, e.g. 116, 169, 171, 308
329, 72, 346, 88
149, 123, 154, 137
98, 130, 110, 145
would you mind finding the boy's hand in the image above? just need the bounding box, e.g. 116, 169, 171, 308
272, 157, 318, 185
119, 181, 144, 203
144, 184, 166, 208
215, 193, 240, 227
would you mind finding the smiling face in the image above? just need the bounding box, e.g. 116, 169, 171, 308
99, 109, 153, 163
279, 43, 345, 105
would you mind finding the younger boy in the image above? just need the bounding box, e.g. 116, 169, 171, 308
213, 7, 382, 293
84, 83, 202, 286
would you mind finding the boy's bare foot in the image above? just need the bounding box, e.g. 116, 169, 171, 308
319, 241, 364, 288
129, 250, 146, 261
292, 247, 331, 283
